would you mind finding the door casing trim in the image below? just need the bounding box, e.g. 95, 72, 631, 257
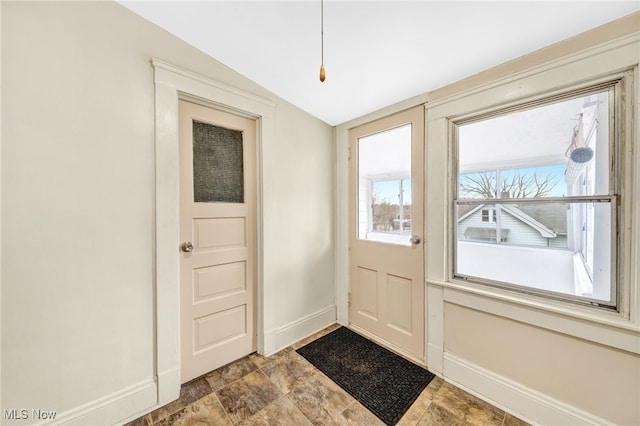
152, 58, 275, 406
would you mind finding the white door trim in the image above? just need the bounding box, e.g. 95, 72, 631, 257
152, 58, 275, 406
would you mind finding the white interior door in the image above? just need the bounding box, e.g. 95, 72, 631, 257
349, 106, 425, 361
179, 99, 256, 383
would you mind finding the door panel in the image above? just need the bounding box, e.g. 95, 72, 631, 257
179, 100, 256, 383
349, 106, 425, 361
386, 274, 413, 334
195, 217, 246, 249
193, 262, 246, 302
355, 267, 379, 320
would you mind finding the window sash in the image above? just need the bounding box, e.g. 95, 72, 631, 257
454, 194, 618, 309
456, 195, 616, 205
452, 82, 619, 310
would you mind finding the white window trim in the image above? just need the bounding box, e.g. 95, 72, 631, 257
425, 33, 640, 360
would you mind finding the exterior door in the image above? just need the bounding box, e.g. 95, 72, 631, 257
349, 106, 425, 361
179, 99, 256, 383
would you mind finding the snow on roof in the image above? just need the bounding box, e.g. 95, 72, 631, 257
457, 202, 565, 238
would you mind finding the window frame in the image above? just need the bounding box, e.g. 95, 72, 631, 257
452, 81, 621, 311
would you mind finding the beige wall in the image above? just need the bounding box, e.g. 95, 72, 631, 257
1, 1, 334, 423
445, 303, 640, 425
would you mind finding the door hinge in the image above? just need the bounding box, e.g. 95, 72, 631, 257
348, 292, 351, 307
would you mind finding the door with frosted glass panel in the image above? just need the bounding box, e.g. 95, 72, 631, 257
349, 106, 425, 361
179, 100, 256, 383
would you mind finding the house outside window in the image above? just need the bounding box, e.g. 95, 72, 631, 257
454, 84, 617, 308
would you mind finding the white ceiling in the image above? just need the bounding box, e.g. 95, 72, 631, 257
119, 1, 638, 126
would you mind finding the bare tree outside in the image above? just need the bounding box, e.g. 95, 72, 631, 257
370, 179, 412, 233
371, 192, 399, 232
459, 168, 563, 199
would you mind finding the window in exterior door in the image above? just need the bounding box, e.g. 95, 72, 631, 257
358, 124, 412, 245
454, 85, 617, 308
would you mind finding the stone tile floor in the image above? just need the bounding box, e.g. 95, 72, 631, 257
126, 324, 529, 425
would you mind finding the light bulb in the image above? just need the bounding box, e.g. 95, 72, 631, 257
319, 65, 326, 82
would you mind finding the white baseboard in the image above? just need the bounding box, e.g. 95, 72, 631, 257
264, 305, 336, 356
443, 353, 615, 426
47, 379, 157, 426
426, 343, 444, 376
157, 367, 180, 407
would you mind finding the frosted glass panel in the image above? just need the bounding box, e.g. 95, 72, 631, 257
193, 120, 244, 203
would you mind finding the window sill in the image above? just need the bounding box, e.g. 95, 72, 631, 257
362, 232, 411, 246
428, 278, 640, 354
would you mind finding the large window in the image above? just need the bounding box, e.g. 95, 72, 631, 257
454, 85, 618, 308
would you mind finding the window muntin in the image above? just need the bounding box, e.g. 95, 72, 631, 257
454, 86, 616, 308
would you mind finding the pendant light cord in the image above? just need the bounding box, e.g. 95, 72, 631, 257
321, 0, 324, 66
319, 0, 326, 82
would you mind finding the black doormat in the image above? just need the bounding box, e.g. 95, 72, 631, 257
296, 327, 435, 425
